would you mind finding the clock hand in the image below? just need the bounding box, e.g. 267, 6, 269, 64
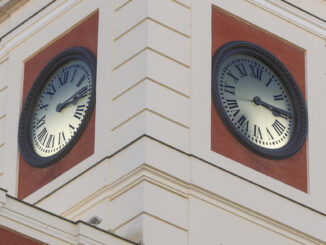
72, 86, 88, 105
253, 96, 292, 119
56, 86, 88, 112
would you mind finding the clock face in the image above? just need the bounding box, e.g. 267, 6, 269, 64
218, 54, 295, 149
18, 47, 96, 168
212, 42, 307, 159
31, 60, 93, 157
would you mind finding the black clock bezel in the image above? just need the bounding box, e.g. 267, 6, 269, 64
212, 41, 307, 160
18, 47, 97, 168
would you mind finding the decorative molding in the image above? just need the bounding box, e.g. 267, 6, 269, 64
0, 0, 81, 63
0, 188, 6, 207
0, 0, 28, 23
247, 0, 326, 39
0, 188, 137, 244
54, 162, 325, 245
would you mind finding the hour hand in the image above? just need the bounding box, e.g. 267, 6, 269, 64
253, 96, 292, 119
56, 86, 88, 112
72, 86, 88, 105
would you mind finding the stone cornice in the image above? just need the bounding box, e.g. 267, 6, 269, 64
0, 188, 138, 244
0, 0, 80, 63
247, 0, 326, 39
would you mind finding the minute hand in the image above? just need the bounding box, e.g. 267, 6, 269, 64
56, 86, 88, 112
253, 96, 292, 118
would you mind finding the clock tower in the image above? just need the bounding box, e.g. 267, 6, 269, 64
0, 0, 325, 244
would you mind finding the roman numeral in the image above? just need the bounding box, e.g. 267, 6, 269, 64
226, 99, 239, 109
36, 115, 46, 129
237, 115, 247, 126
237, 115, 249, 132
37, 127, 48, 142
69, 124, 75, 135
233, 109, 240, 117
273, 94, 284, 101
39, 103, 48, 110
266, 76, 274, 87
235, 64, 247, 77
37, 128, 48, 145
45, 134, 55, 148
45, 84, 56, 96
76, 74, 86, 87
71, 69, 77, 83
266, 127, 274, 140
74, 104, 85, 120
224, 84, 236, 95
254, 124, 263, 139
250, 65, 263, 80
227, 71, 239, 82
58, 131, 66, 145
271, 119, 286, 136
59, 71, 69, 86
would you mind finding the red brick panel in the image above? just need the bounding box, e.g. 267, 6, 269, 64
18, 11, 99, 199
0, 226, 45, 245
211, 7, 307, 192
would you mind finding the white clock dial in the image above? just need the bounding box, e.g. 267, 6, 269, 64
218, 54, 295, 149
31, 60, 93, 157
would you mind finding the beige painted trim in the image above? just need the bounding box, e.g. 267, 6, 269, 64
0, 188, 137, 244
0, 0, 28, 22
247, 0, 326, 38
58, 162, 326, 245
0, 0, 81, 63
